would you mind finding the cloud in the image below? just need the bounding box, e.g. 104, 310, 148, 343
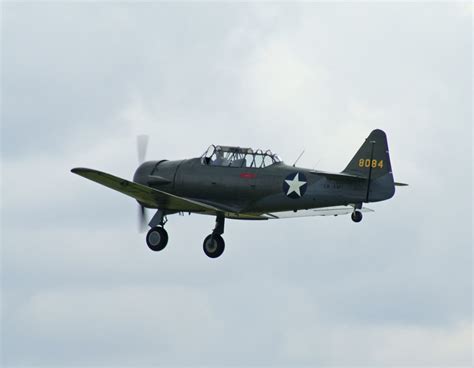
5, 284, 472, 366
6, 286, 220, 366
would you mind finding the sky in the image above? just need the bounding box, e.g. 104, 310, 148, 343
1, 1, 472, 367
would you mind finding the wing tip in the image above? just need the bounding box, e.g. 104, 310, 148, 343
71, 167, 94, 173
71, 167, 99, 177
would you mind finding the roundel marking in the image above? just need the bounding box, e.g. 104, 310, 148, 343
283, 172, 308, 199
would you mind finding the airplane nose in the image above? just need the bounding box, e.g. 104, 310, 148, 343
133, 161, 156, 185
134, 159, 173, 187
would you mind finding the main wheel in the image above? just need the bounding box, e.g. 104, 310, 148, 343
351, 211, 363, 223
203, 234, 225, 258
146, 226, 168, 251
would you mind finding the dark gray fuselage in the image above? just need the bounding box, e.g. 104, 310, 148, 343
133, 158, 394, 215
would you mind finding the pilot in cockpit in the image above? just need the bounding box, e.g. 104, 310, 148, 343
213, 150, 226, 166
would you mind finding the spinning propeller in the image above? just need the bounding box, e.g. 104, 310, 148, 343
137, 135, 149, 232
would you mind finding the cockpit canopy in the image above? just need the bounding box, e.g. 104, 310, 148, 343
201, 145, 282, 168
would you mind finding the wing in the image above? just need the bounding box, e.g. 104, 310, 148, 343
263, 206, 374, 219
310, 170, 367, 181
71, 167, 223, 212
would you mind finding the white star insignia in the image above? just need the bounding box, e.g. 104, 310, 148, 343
285, 173, 307, 197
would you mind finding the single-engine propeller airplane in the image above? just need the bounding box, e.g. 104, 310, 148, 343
72, 129, 407, 258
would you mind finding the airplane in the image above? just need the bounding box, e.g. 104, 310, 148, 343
71, 129, 407, 258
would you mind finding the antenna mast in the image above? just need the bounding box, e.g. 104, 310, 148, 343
292, 149, 305, 167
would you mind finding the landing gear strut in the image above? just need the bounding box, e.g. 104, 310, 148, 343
146, 210, 168, 252
203, 214, 225, 258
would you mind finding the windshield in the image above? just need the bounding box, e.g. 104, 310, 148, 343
201, 145, 281, 168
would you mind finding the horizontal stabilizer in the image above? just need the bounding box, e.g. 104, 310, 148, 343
311, 170, 367, 181
395, 182, 409, 187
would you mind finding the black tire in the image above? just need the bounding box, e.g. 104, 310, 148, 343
146, 227, 168, 251
203, 234, 225, 258
351, 211, 363, 223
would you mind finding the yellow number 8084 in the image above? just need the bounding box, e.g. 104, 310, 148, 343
358, 159, 384, 169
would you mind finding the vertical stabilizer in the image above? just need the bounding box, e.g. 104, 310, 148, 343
343, 129, 395, 202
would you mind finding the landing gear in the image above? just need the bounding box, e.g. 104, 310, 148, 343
146, 209, 168, 251
146, 226, 168, 251
203, 214, 225, 258
203, 234, 225, 258
144, 211, 228, 258
351, 210, 363, 223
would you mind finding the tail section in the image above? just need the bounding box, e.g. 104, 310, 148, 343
343, 129, 395, 202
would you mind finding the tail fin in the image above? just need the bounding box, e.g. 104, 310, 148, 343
343, 129, 395, 202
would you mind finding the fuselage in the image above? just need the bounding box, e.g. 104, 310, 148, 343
133, 158, 386, 215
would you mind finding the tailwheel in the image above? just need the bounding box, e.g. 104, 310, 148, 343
203, 234, 225, 258
351, 211, 363, 223
146, 226, 168, 251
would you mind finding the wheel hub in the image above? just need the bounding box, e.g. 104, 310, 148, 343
149, 231, 161, 246
205, 239, 218, 253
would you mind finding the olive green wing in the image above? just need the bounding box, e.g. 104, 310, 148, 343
71, 168, 221, 212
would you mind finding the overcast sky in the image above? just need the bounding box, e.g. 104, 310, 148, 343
1, 2, 472, 367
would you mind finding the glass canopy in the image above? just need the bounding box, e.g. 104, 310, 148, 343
201, 145, 282, 168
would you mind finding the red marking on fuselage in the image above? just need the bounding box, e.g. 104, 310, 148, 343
240, 172, 256, 179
